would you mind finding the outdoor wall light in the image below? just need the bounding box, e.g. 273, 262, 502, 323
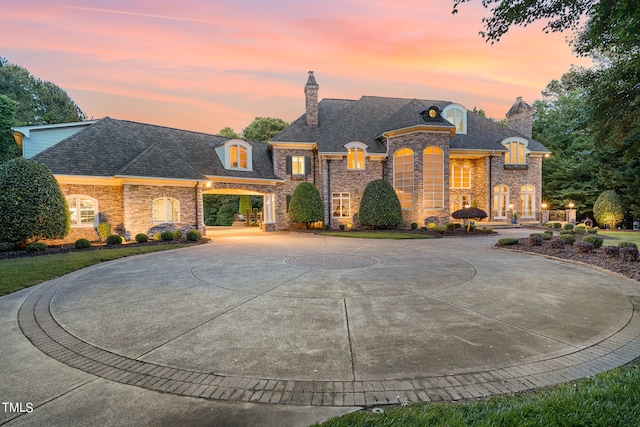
568, 202, 575, 209
541, 202, 548, 210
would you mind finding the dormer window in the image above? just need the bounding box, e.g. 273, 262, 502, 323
224, 139, 252, 171
345, 142, 367, 170
443, 104, 467, 134
503, 137, 528, 165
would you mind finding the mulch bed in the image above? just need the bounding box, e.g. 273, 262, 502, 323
502, 235, 640, 283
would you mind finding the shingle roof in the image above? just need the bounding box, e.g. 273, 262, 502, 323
273, 96, 549, 154
33, 117, 279, 181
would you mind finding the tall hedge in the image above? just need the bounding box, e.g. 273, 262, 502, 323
0, 158, 70, 247
358, 179, 402, 228
593, 190, 624, 229
288, 182, 324, 228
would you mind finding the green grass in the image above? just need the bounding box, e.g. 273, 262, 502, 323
314, 359, 640, 426
599, 230, 640, 246
0, 244, 195, 296
319, 231, 435, 240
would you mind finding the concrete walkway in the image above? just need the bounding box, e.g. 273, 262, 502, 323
2, 228, 640, 426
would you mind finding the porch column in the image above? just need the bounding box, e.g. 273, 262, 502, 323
322, 157, 329, 226
195, 184, 205, 234
263, 192, 276, 231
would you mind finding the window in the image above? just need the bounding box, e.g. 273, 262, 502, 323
345, 142, 367, 170
394, 148, 414, 210
443, 105, 467, 134
493, 184, 509, 219
153, 197, 179, 223
423, 146, 444, 209
291, 155, 305, 175
451, 194, 471, 213
521, 184, 535, 218
450, 166, 471, 189
67, 195, 97, 227
504, 140, 527, 165
332, 193, 350, 218
224, 140, 252, 171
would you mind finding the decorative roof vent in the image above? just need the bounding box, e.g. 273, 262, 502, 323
420, 106, 441, 122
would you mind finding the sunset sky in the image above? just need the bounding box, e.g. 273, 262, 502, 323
2, 1, 591, 134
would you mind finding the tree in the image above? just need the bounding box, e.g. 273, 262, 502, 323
241, 117, 288, 142
358, 180, 403, 229
593, 190, 625, 229
238, 195, 252, 215
219, 127, 240, 139
288, 182, 323, 228
0, 94, 19, 163
0, 57, 86, 125
0, 158, 70, 248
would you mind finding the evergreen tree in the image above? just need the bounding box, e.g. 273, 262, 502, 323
358, 180, 402, 229
288, 182, 323, 228
593, 190, 625, 229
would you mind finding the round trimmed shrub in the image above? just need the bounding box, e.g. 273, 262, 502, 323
288, 182, 324, 229
560, 229, 576, 235
339, 224, 345, 231
545, 222, 553, 228
603, 246, 620, 258
173, 230, 183, 240
551, 239, 566, 249
618, 241, 638, 250
528, 235, 543, 246
552, 222, 562, 229
410, 222, 418, 230
558, 234, 575, 245
620, 247, 639, 261
541, 231, 553, 240
106, 234, 123, 245
433, 225, 447, 234
74, 238, 91, 249
0, 158, 70, 248
582, 235, 604, 248
574, 225, 586, 235
593, 190, 624, 229
588, 227, 599, 234
154, 232, 162, 241
135, 233, 148, 243
483, 228, 493, 234
563, 223, 574, 230
445, 222, 455, 231
530, 233, 543, 238
160, 231, 174, 241
357, 179, 402, 229
497, 238, 519, 246
25, 242, 47, 253
575, 241, 594, 253
186, 230, 201, 241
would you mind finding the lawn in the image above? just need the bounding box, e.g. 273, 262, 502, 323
599, 230, 640, 246
319, 231, 435, 239
314, 359, 640, 427
0, 244, 196, 296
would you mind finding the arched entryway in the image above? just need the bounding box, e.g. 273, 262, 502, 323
202, 187, 277, 232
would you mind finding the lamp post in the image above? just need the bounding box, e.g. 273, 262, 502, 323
541, 202, 549, 224
567, 201, 576, 224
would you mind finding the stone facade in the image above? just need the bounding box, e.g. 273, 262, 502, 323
489, 155, 543, 220
59, 183, 124, 241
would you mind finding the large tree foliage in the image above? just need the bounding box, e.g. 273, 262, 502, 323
0, 94, 19, 163
0, 158, 70, 247
241, 117, 288, 142
358, 180, 403, 229
0, 57, 86, 126
288, 182, 324, 228
593, 190, 625, 229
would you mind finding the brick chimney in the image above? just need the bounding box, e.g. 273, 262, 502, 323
304, 71, 319, 127
506, 97, 533, 138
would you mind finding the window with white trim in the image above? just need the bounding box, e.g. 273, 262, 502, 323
347, 146, 366, 170
224, 140, 252, 171
450, 166, 471, 189
423, 146, 444, 209
394, 148, 414, 210
443, 104, 467, 134
67, 195, 97, 227
332, 192, 350, 218
291, 155, 306, 175
451, 194, 471, 213
504, 140, 527, 165
493, 184, 509, 219
153, 197, 179, 223
520, 184, 535, 218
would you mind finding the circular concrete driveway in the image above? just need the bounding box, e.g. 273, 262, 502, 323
19, 229, 640, 406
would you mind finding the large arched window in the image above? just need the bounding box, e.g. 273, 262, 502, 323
423, 146, 444, 209
503, 138, 528, 165
153, 197, 179, 223
345, 142, 367, 170
66, 195, 97, 227
493, 184, 509, 219
521, 184, 535, 218
394, 148, 414, 210
443, 104, 467, 134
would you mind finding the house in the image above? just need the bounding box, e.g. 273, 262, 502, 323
22, 71, 549, 241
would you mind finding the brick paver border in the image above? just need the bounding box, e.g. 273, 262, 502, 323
18, 276, 640, 406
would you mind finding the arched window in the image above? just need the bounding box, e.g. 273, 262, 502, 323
153, 197, 179, 223
521, 184, 535, 218
346, 142, 367, 170
224, 139, 252, 170
66, 195, 97, 227
423, 146, 444, 209
493, 184, 509, 219
394, 148, 414, 210
443, 104, 467, 134
503, 139, 528, 165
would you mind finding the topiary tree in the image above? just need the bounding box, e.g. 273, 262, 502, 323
288, 182, 324, 228
593, 190, 625, 229
358, 179, 402, 229
238, 195, 252, 216
0, 158, 70, 248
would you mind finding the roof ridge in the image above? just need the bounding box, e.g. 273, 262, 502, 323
32, 117, 110, 160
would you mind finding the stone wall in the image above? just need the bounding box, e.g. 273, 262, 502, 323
489, 155, 543, 220
449, 157, 489, 218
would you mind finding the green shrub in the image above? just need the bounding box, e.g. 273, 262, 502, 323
559, 234, 576, 245
483, 227, 493, 234
528, 235, 543, 246
96, 222, 111, 241
445, 222, 455, 231
552, 222, 562, 229
420, 226, 427, 230
25, 242, 47, 253
0, 158, 70, 248
530, 233, 543, 238
410, 222, 418, 230
603, 246, 620, 258
497, 238, 519, 246
618, 241, 638, 250
135, 233, 148, 243
545, 222, 553, 228
582, 235, 604, 248
433, 225, 447, 234
560, 229, 576, 235
74, 238, 91, 249
575, 241, 594, 253
186, 230, 201, 241
357, 180, 402, 229
563, 223, 574, 230
173, 230, 182, 240
160, 231, 174, 241
339, 224, 345, 231
593, 190, 624, 229
323, 224, 330, 231
288, 182, 324, 228
106, 234, 123, 245
153, 232, 162, 241
588, 227, 599, 234
574, 225, 586, 234
551, 239, 566, 249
